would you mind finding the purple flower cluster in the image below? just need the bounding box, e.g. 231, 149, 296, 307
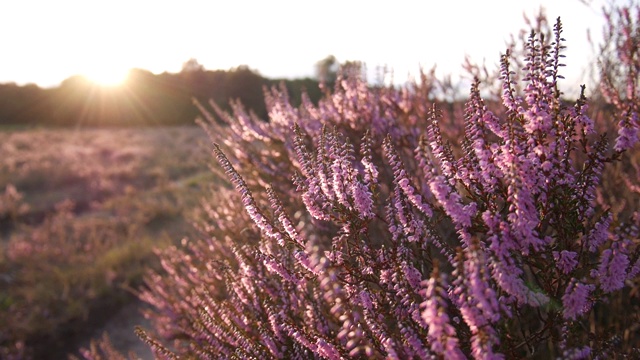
133, 13, 640, 360
600, 5, 640, 152
562, 278, 595, 320
421, 265, 465, 359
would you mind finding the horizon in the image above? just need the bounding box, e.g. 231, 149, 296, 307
0, 0, 622, 92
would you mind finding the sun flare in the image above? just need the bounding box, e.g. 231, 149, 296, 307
83, 67, 130, 87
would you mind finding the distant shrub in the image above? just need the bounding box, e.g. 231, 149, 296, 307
135, 12, 639, 360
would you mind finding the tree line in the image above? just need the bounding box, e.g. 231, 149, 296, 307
0, 63, 327, 127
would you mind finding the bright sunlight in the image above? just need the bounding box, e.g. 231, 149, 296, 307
82, 67, 130, 87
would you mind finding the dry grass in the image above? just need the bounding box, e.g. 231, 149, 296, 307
0, 126, 213, 359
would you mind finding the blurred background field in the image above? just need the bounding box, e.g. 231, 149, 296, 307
0, 126, 212, 358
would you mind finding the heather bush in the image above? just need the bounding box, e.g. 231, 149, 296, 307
134, 14, 640, 360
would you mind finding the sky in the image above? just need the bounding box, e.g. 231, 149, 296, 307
0, 0, 620, 92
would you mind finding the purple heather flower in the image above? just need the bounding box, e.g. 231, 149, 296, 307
500, 52, 520, 115
315, 338, 341, 360
524, 106, 553, 134
562, 346, 592, 360
261, 334, 282, 358
350, 181, 374, 219
575, 102, 595, 135
331, 161, 351, 210
259, 253, 299, 284
402, 262, 422, 290
267, 186, 304, 247
381, 338, 400, 360
425, 111, 458, 180
486, 231, 550, 306
384, 137, 434, 217
301, 176, 331, 221
286, 327, 317, 354
213, 144, 287, 244
562, 278, 595, 320
614, 116, 638, 152
587, 213, 612, 252
421, 272, 465, 359
230, 100, 271, 142
294, 250, 320, 276
451, 246, 505, 359
481, 210, 546, 305
553, 250, 579, 274
359, 290, 374, 310
316, 155, 336, 203
459, 250, 501, 320
429, 175, 476, 228
598, 247, 629, 293
360, 131, 379, 187
400, 324, 431, 358
292, 123, 314, 177
501, 151, 547, 254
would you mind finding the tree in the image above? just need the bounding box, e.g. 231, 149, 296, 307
315, 55, 338, 84
181, 58, 205, 73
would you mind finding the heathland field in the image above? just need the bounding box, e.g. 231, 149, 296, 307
0, 126, 212, 358
3, 4, 640, 358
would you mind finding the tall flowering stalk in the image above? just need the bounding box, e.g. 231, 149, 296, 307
599, 2, 640, 152
135, 15, 640, 360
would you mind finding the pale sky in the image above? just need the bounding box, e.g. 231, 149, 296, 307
0, 0, 619, 91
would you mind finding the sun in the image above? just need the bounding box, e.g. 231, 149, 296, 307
82, 67, 130, 87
